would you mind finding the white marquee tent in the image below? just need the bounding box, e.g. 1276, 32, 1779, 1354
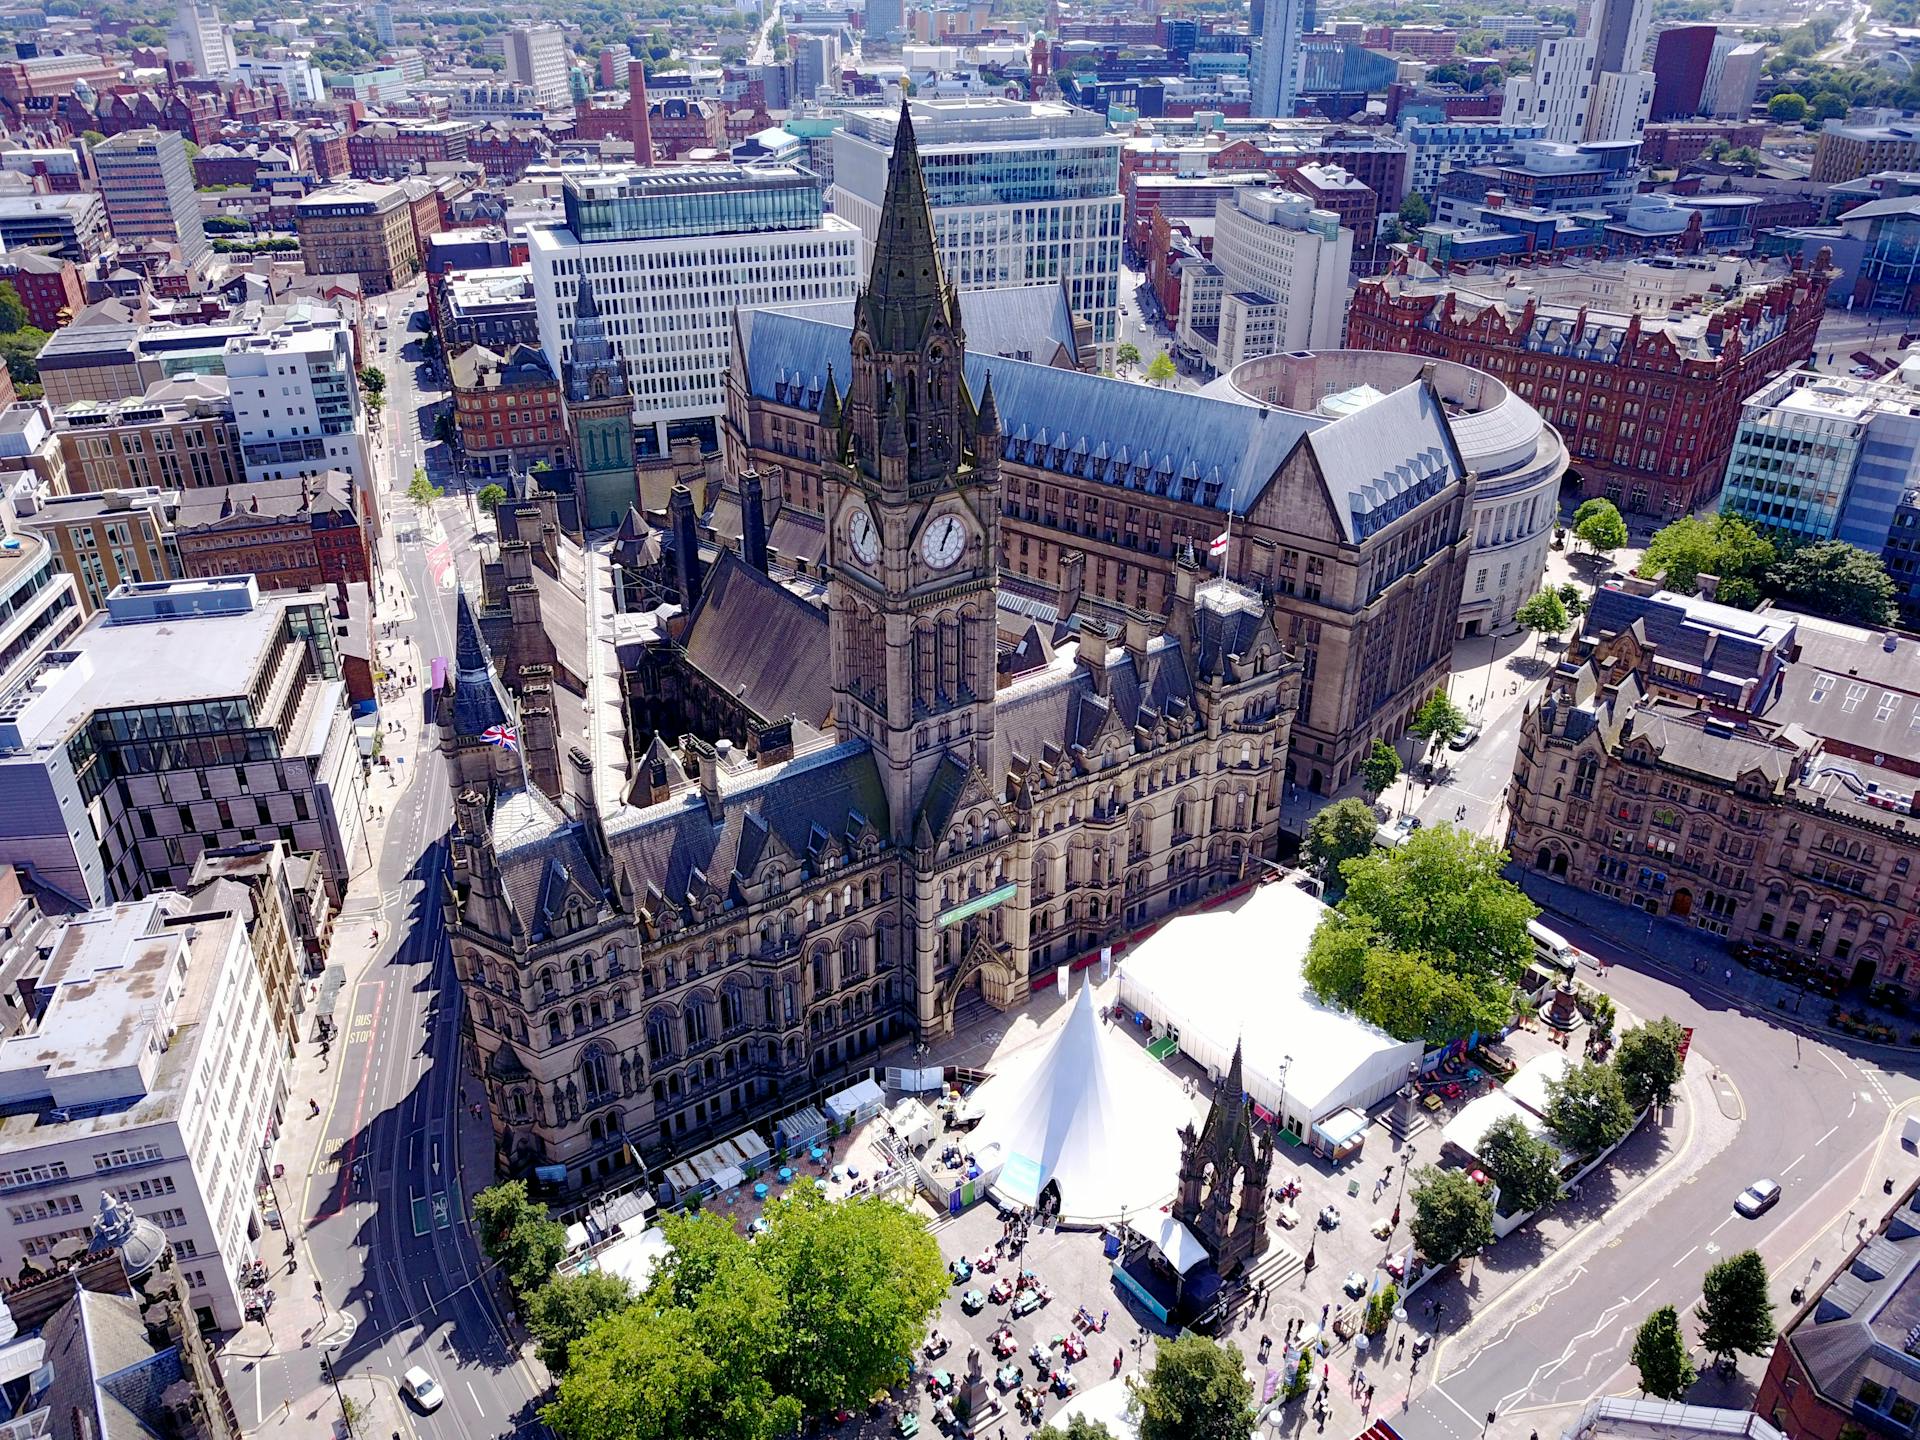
968, 981, 1195, 1224
1116, 882, 1424, 1137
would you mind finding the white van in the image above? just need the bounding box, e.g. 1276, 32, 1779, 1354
1527, 919, 1578, 970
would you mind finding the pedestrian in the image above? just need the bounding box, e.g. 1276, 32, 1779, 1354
1321, 1303, 1330, 1326
1725, 968, 1733, 984
1367, 1384, 1376, 1406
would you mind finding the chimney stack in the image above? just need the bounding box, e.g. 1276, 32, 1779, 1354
628, 60, 654, 164
669, 483, 703, 611
740, 468, 770, 574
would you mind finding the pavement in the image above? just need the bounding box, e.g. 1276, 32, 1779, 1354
228, 288, 549, 1440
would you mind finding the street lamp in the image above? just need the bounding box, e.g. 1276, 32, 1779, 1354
320, 1347, 355, 1438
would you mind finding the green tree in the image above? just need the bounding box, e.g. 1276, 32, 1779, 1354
1698, 1250, 1776, 1370
358, 364, 386, 394
1145, 352, 1177, 385
1408, 689, 1467, 757
1574, 500, 1628, 559
1409, 1166, 1494, 1263
1304, 798, 1383, 879
477, 482, 509, 514
408, 469, 443, 507
1631, 1305, 1697, 1399
1398, 192, 1432, 228
474, 1181, 568, 1300
1556, 581, 1587, 619
1515, 588, 1570, 654
526, 1270, 635, 1375
0, 326, 49, 384
1477, 1113, 1564, 1214
1544, 1059, 1636, 1155
1359, 945, 1492, 1045
1360, 738, 1402, 801
1762, 540, 1898, 626
1768, 91, 1809, 122
0, 282, 26, 335
1131, 1333, 1257, 1440
750, 1183, 948, 1418
1301, 912, 1377, 1012
1339, 826, 1537, 981
1115, 340, 1142, 370
1037, 1418, 1120, 1440
1811, 91, 1850, 119
80, 130, 105, 149
1639, 514, 1774, 593
1613, 1017, 1686, 1109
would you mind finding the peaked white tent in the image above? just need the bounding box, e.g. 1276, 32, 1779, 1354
968, 981, 1193, 1224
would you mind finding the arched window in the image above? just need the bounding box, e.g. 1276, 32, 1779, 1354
581, 1046, 610, 1101
686, 999, 710, 1046
539, 968, 556, 1001
547, 1015, 563, 1046
646, 1010, 674, 1063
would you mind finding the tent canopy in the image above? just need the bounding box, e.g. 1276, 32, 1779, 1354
1151, 1215, 1210, 1275
825, 1076, 885, 1124
969, 982, 1194, 1223
1117, 883, 1424, 1127
1441, 1091, 1547, 1160
1504, 1051, 1571, 1117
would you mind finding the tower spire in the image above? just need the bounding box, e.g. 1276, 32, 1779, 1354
859, 97, 959, 355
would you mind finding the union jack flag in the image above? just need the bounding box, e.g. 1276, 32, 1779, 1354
482, 725, 519, 751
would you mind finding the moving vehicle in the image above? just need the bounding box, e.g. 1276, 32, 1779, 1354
1735, 1179, 1781, 1217
1374, 815, 1421, 850
1527, 919, 1579, 971
402, 1367, 443, 1411
1448, 723, 1482, 751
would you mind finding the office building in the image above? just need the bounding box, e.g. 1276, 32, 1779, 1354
0, 892, 286, 1330
1813, 120, 1920, 186
528, 164, 861, 453
294, 181, 422, 293
1508, 591, 1920, 989
867, 0, 904, 45
54, 378, 247, 494
347, 119, 478, 179
0, 193, 110, 265
1701, 38, 1764, 121
0, 251, 84, 332
506, 25, 571, 106
1254, 0, 1306, 117
1175, 184, 1352, 371
36, 325, 144, 411
371, 0, 394, 47
1398, 121, 1547, 200
449, 343, 569, 477
93, 130, 210, 272
174, 473, 371, 594
15, 487, 180, 616
438, 266, 541, 351
1433, 137, 1640, 227
1347, 254, 1833, 517
830, 100, 1124, 348
1481, 15, 1543, 49
166, 0, 235, 81
223, 303, 372, 499
1649, 25, 1715, 122
1500, 0, 1653, 144
0, 525, 82, 692
795, 33, 843, 101
0, 575, 365, 906
1719, 364, 1920, 597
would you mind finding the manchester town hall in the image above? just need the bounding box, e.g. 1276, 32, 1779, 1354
436, 106, 1301, 1193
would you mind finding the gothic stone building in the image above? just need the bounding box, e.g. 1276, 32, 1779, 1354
437, 104, 1303, 1192
1508, 610, 1920, 994
725, 253, 1481, 799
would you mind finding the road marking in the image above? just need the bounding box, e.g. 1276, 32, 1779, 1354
1819, 1124, 1841, 1146
468, 1380, 482, 1411
1671, 1245, 1698, 1268
1709, 1215, 1736, 1236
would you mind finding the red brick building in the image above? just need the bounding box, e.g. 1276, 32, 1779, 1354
1122, 130, 1407, 231
347, 120, 477, 178
1640, 119, 1768, 168
648, 96, 726, 159
174, 472, 373, 593
468, 126, 552, 182
307, 127, 350, 181
1345, 254, 1834, 517
0, 250, 83, 330
1145, 207, 1208, 320
449, 342, 569, 477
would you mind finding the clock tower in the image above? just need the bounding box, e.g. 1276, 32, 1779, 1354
562, 276, 639, 531
821, 100, 1003, 840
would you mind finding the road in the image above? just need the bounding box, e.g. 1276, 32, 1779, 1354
1817, 0, 1873, 61
236, 291, 548, 1438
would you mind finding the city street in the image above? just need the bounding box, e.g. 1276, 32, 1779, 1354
233, 290, 549, 1439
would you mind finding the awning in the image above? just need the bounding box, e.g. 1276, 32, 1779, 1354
1151, 1214, 1210, 1275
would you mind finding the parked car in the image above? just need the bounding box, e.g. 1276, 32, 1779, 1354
1374, 815, 1422, 850
1735, 1179, 1781, 1217
1448, 724, 1482, 751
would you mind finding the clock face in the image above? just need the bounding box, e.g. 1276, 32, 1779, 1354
922, 513, 966, 571
848, 507, 880, 566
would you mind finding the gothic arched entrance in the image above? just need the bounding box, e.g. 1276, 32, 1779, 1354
932, 933, 1023, 1038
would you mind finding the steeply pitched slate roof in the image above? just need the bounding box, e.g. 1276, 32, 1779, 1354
1301, 380, 1463, 542
679, 554, 833, 732
602, 741, 888, 905
989, 633, 1196, 786
449, 588, 510, 737
1582, 586, 1794, 704
760, 280, 1081, 370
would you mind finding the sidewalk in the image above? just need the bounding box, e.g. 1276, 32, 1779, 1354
257, 1364, 417, 1440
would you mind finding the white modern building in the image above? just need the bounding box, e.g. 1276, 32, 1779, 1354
1176, 185, 1352, 372
166, 0, 235, 81
506, 25, 571, 106
0, 576, 367, 906
0, 893, 287, 1330
829, 100, 1123, 348
223, 302, 371, 498
234, 54, 326, 105
529, 165, 861, 452
1501, 0, 1653, 144
1399, 121, 1547, 199
1253, 0, 1306, 118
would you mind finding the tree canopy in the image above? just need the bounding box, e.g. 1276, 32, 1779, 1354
1146, 352, 1177, 385
526, 1270, 635, 1376
474, 1181, 569, 1301
1038, 1417, 1120, 1440
1409, 1166, 1494, 1263
1698, 1250, 1775, 1368
1762, 540, 1898, 627
1544, 1058, 1637, 1155
408, 469, 444, 506
1768, 91, 1809, 122
545, 1182, 946, 1440
1115, 341, 1142, 370
0, 282, 26, 335
1304, 797, 1379, 875
1632, 1305, 1696, 1399
1131, 1334, 1257, 1440
1360, 739, 1401, 800
1637, 514, 1774, 596
1477, 1113, 1564, 1214
1573, 500, 1628, 557
1613, 1018, 1686, 1109
1398, 192, 1432, 227
477, 482, 510, 515
1409, 690, 1467, 754
1515, 589, 1569, 651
